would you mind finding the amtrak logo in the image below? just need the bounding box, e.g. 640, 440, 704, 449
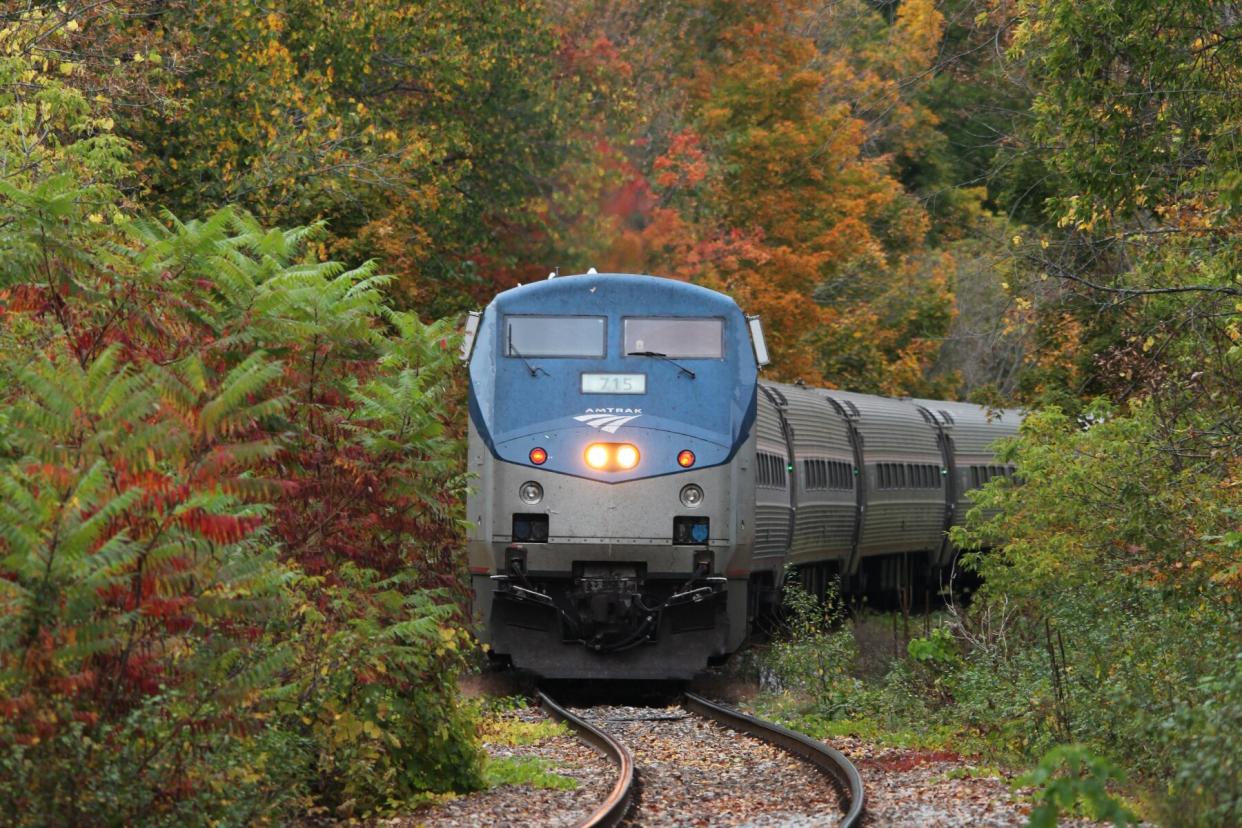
574, 408, 643, 434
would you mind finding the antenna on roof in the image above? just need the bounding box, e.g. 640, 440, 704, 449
547, 271, 556, 279
586, 266, 598, 275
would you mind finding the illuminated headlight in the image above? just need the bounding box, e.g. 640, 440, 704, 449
616, 444, 640, 470
584, 443, 641, 471
585, 444, 610, 469
680, 484, 704, 508
519, 481, 543, 505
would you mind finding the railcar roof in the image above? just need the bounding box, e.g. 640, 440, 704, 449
490, 272, 741, 314
908, 397, 1025, 428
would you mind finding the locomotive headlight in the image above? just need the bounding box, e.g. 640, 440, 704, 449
680, 484, 704, 508
585, 443, 610, 469
616, 444, 640, 470
519, 481, 543, 505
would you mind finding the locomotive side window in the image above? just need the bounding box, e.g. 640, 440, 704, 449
506, 315, 606, 358
624, 317, 723, 358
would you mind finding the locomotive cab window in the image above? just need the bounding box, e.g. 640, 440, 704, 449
624, 317, 723, 358
506, 315, 606, 358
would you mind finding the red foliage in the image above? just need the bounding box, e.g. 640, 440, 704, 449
175, 509, 263, 545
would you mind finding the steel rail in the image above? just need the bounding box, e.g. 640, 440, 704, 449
684, 691, 865, 827
536, 690, 635, 828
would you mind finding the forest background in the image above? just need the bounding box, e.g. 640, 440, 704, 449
0, 0, 1237, 825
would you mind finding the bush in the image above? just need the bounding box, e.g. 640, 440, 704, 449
762, 578, 861, 717
1, 39, 481, 823
949, 403, 1242, 823
1021, 745, 1136, 828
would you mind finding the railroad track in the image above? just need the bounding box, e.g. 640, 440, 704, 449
537, 690, 635, 828
538, 690, 863, 828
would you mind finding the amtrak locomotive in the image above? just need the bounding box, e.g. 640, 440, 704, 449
464, 272, 1021, 680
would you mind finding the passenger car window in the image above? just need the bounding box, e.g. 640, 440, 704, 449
506, 316, 605, 358
624, 318, 723, 358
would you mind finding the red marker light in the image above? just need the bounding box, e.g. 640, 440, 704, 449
677, 450, 696, 468
529, 447, 547, 465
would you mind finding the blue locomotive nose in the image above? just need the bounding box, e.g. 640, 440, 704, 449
467, 273, 759, 481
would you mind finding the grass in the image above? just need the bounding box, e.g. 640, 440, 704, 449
748, 689, 975, 753
482, 757, 578, 790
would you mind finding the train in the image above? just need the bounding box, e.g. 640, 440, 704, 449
463, 271, 1022, 680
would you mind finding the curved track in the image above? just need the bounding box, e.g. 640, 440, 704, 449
684, 692, 865, 827
537, 690, 636, 828
541, 688, 863, 828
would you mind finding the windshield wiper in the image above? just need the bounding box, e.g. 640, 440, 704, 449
627, 351, 696, 379
509, 343, 550, 377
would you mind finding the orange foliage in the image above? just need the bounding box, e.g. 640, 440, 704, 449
575, 0, 953, 390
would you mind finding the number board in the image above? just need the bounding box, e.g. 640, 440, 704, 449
581, 373, 647, 394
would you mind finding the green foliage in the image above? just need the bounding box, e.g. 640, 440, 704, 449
0, 16, 131, 195
281, 568, 482, 812
1158, 652, 1242, 827
1021, 745, 1135, 828
907, 627, 959, 666
0, 694, 314, 827
118, 0, 580, 314
1015, 0, 1241, 223
948, 403, 1242, 823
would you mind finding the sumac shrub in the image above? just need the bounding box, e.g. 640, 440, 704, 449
1, 39, 481, 824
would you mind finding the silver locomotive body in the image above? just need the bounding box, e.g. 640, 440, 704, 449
466, 419, 755, 679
